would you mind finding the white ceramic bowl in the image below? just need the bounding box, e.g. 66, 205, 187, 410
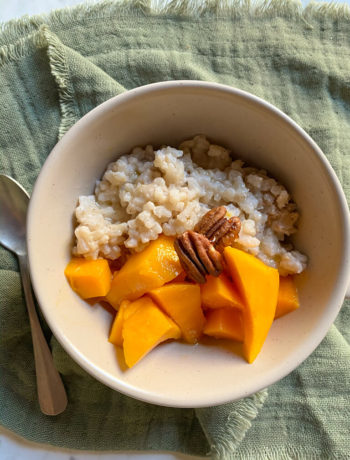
27, 81, 350, 408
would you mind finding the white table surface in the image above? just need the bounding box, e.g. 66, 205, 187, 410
0, 0, 348, 458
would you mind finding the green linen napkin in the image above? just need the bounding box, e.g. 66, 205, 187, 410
0, 1, 349, 458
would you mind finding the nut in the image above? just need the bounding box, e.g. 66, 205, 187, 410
195, 207, 241, 253
174, 231, 223, 284
194, 206, 227, 236
174, 207, 241, 282
212, 217, 241, 253
189, 231, 223, 277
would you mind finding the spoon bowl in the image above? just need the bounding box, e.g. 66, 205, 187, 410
0, 175, 28, 255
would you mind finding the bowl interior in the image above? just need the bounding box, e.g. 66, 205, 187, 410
27, 82, 350, 407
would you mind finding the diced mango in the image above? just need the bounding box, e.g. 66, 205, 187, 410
122, 296, 181, 367
275, 276, 300, 319
109, 300, 131, 347
224, 247, 279, 363
106, 235, 182, 309
203, 308, 243, 342
200, 273, 244, 310
64, 257, 112, 299
149, 283, 205, 343
109, 296, 160, 347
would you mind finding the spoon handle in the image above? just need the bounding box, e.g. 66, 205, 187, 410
18, 253, 68, 416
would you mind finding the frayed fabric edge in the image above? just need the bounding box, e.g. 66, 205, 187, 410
0, 26, 78, 139
0, 30, 47, 67
41, 27, 78, 139
196, 388, 268, 459
1, 0, 350, 45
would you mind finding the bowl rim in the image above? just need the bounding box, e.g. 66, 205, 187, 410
27, 80, 350, 407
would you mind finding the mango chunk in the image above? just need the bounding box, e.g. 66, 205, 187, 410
275, 276, 300, 319
106, 235, 182, 309
109, 300, 131, 347
65, 257, 112, 299
224, 247, 279, 363
109, 296, 160, 347
203, 308, 243, 342
201, 273, 244, 310
149, 283, 205, 343
122, 296, 181, 368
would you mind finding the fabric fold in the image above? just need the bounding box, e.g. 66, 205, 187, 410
42, 26, 127, 138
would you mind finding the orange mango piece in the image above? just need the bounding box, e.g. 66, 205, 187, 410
108, 300, 131, 347
64, 257, 112, 299
122, 296, 181, 368
149, 283, 205, 343
224, 247, 279, 363
203, 308, 243, 342
106, 235, 182, 309
109, 296, 161, 347
275, 276, 300, 319
200, 273, 244, 310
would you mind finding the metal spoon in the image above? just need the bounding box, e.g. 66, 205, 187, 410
0, 174, 67, 415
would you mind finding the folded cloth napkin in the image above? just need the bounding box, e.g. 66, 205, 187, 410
0, 1, 349, 458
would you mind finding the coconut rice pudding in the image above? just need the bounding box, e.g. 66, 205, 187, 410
66, 134, 307, 367
73, 135, 306, 276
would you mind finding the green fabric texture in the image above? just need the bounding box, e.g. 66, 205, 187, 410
0, 0, 349, 458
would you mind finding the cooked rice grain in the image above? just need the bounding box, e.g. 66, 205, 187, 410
73, 135, 306, 275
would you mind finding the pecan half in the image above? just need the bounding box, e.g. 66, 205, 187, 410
195, 207, 241, 253
212, 217, 241, 253
174, 207, 241, 282
194, 206, 226, 236
174, 231, 223, 284
190, 232, 223, 277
